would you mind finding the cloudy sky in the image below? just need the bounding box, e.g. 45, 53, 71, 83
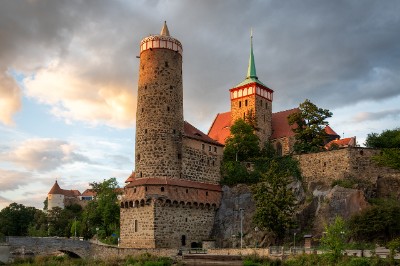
1, 0, 399, 209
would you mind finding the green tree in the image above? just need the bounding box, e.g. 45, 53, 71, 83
251, 161, 297, 242
0, 203, 37, 236
224, 118, 260, 162
287, 99, 332, 153
365, 128, 400, 170
349, 200, 400, 243
83, 178, 120, 240
365, 128, 400, 148
320, 216, 348, 262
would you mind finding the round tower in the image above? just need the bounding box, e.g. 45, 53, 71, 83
135, 22, 184, 179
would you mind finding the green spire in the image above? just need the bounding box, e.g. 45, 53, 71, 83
246, 28, 257, 79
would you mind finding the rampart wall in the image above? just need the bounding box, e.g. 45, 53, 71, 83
296, 147, 400, 188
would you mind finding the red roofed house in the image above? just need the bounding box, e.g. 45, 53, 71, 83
208, 34, 343, 155
47, 180, 95, 210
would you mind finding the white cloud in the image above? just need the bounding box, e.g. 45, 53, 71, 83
0, 168, 32, 191
2, 138, 91, 172
23, 62, 136, 128
0, 72, 21, 125
352, 109, 400, 123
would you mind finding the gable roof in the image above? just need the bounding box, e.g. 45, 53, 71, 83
184, 121, 224, 146
270, 108, 299, 139
324, 125, 339, 136
325, 137, 356, 149
207, 112, 232, 145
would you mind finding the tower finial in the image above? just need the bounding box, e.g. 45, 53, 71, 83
246, 28, 257, 79
160, 21, 170, 36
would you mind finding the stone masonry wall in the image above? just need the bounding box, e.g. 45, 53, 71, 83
119, 205, 155, 248
231, 94, 272, 145
296, 148, 400, 186
154, 202, 216, 248
182, 138, 222, 184
135, 47, 183, 180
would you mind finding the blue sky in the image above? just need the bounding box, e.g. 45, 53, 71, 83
1, 0, 399, 209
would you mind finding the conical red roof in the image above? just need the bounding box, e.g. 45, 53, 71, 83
48, 180, 64, 195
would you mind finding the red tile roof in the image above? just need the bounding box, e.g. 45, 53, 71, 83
270, 108, 299, 139
325, 125, 339, 136
208, 108, 341, 143
325, 137, 356, 149
207, 112, 232, 145
48, 181, 81, 197
184, 121, 224, 146
126, 177, 222, 192
125, 171, 135, 183
81, 189, 96, 197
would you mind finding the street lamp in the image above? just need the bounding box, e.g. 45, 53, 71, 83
239, 208, 244, 249
74, 217, 77, 239
293, 232, 296, 249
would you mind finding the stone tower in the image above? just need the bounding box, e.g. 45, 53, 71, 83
135, 21, 184, 179
120, 22, 222, 249
230, 32, 274, 145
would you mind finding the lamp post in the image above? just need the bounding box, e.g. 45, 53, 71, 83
96, 227, 99, 244
293, 232, 296, 249
239, 208, 244, 249
74, 217, 77, 239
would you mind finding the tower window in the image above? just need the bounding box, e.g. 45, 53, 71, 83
161, 187, 165, 192
145, 129, 147, 134
137, 154, 140, 161
245, 100, 248, 106
167, 106, 170, 111
239, 101, 242, 108
178, 153, 182, 159
145, 186, 148, 191
209, 145, 211, 151
202, 144, 205, 150
206, 191, 208, 196
134, 220, 138, 232
243, 112, 246, 119
145, 85, 147, 90
260, 99, 262, 106
173, 129, 176, 134
214, 147, 217, 153
265, 102, 268, 109
134, 187, 137, 193
170, 85, 173, 90
165, 61, 169, 68
186, 189, 189, 193
142, 108, 144, 113
212, 161, 215, 166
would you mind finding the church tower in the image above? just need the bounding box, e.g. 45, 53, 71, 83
230, 32, 273, 145
135, 21, 184, 179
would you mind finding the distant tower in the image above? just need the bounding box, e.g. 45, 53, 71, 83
230, 31, 273, 145
135, 21, 184, 179
47, 180, 65, 209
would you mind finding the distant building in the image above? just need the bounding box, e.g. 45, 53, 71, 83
47, 180, 95, 210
